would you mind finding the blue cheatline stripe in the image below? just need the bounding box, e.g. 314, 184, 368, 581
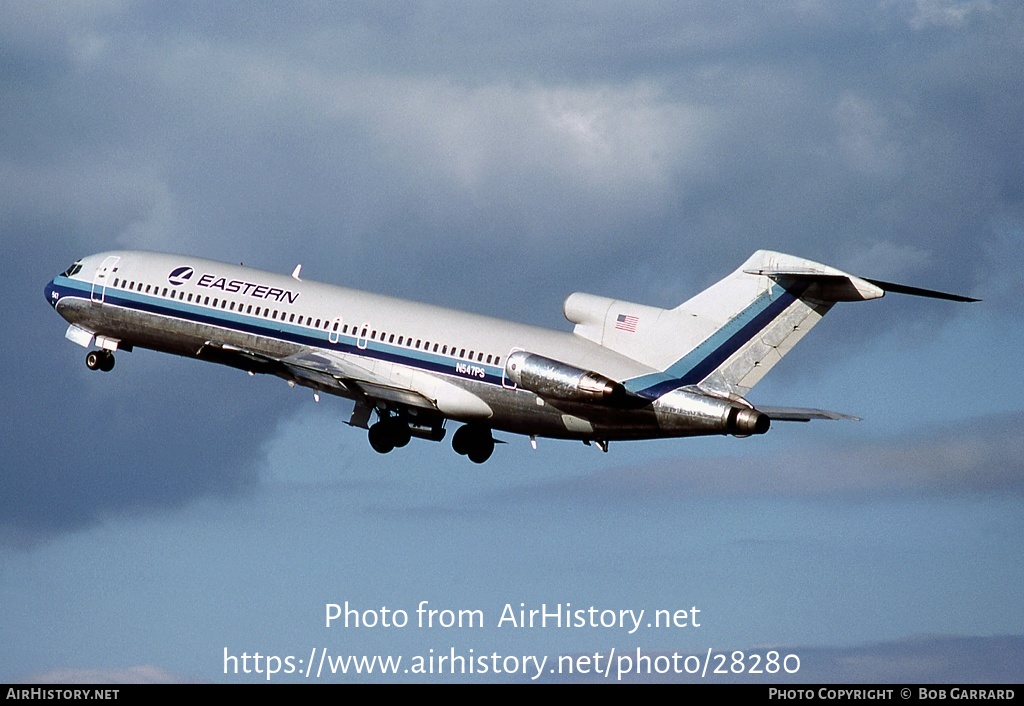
625, 282, 807, 399
49, 276, 507, 386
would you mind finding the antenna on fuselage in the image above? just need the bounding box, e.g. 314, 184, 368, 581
291, 264, 302, 281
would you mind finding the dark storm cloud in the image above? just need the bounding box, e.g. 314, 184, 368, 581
5, 1, 1019, 314
0, 224, 297, 545
504, 412, 1024, 503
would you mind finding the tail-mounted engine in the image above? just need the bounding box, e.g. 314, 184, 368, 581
651, 386, 771, 437
504, 351, 628, 405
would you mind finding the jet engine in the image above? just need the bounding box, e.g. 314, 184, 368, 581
504, 351, 627, 404
651, 386, 771, 437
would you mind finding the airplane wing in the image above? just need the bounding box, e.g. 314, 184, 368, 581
197, 341, 491, 420
757, 405, 861, 422
281, 349, 441, 411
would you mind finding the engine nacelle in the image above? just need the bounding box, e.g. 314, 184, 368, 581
726, 405, 771, 437
652, 387, 771, 437
504, 351, 626, 404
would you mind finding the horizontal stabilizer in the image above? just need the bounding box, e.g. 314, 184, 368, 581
758, 406, 861, 422
863, 278, 980, 303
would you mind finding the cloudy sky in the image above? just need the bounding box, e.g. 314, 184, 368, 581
3, 0, 1023, 683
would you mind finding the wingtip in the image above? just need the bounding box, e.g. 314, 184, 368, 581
864, 278, 979, 303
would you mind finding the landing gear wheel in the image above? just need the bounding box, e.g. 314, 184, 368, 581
387, 419, 412, 448
452, 424, 495, 463
368, 422, 395, 454
467, 436, 494, 464
451, 424, 473, 455
86, 350, 114, 372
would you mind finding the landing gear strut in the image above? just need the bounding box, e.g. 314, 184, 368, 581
451, 424, 495, 464
85, 350, 115, 372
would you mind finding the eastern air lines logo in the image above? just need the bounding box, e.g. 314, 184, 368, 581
168, 266, 194, 286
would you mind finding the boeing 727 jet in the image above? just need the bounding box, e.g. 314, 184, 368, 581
45, 250, 976, 463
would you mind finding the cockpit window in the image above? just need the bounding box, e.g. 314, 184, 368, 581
62, 261, 83, 277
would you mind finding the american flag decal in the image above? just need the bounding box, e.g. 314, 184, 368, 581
615, 313, 639, 332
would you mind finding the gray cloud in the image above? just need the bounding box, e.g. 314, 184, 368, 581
502, 412, 1024, 503
20, 664, 199, 684
4, 1, 1020, 308
0, 226, 295, 546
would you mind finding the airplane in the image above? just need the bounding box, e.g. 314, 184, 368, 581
44, 249, 977, 463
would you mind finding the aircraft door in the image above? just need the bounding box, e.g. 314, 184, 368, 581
356, 323, 370, 350
91, 255, 120, 304
329, 316, 344, 345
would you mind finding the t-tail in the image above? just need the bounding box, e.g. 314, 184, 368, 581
564, 250, 977, 404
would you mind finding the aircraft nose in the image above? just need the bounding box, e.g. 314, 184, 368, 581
44, 279, 58, 308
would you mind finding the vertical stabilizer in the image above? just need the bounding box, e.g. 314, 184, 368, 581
568, 251, 888, 400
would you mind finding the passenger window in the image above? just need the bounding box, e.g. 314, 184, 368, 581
460, 348, 466, 358
389, 334, 395, 343
495, 357, 501, 366
432, 343, 438, 352
212, 298, 218, 307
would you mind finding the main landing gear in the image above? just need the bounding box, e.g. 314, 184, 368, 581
366, 415, 495, 464
367, 417, 412, 454
85, 349, 115, 372
451, 424, 495, 464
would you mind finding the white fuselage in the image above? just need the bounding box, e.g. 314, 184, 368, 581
46, 251, 692, 442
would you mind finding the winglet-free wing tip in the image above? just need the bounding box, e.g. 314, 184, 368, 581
864, 278, 980, 303
758, 406, 862, 422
